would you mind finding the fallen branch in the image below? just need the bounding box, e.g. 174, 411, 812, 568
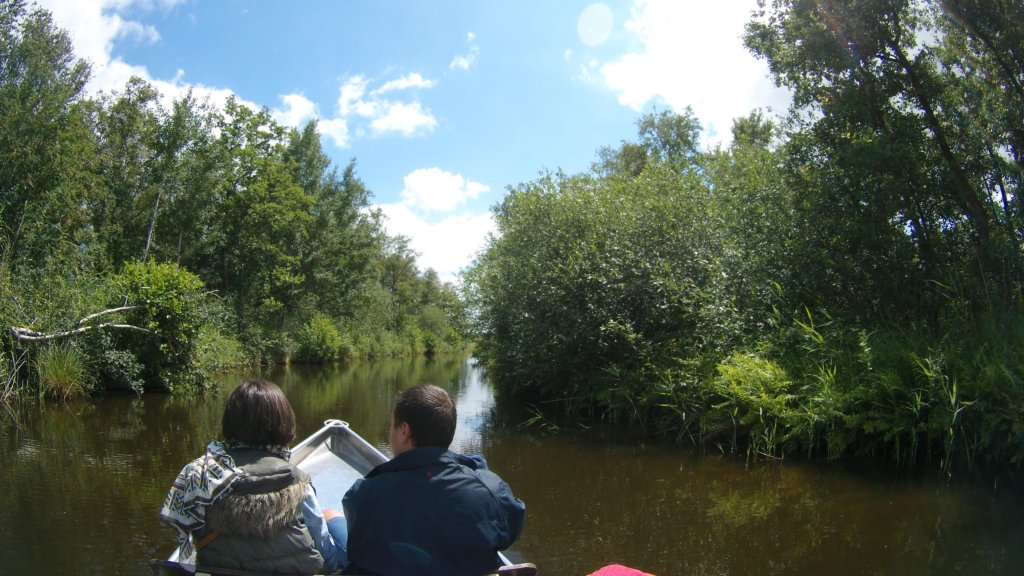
10, 323, 153, 342
76, 306, 142, 327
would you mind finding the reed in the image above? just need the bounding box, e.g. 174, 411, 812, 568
1, 352, 21, 409
34, 345, 90, 401
194, 328, 248, 373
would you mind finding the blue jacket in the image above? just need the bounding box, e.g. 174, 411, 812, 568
342, 447, 526, 576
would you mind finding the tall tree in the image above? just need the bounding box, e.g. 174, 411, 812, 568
745, 0, 1022, 318
198, 98, 313, 334
285, 123, 380, 320
148, 91, 220, 268
90, 77, 161, 268
0, 0, 93, 269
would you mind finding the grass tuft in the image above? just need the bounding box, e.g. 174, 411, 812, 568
34, 345, 90, 401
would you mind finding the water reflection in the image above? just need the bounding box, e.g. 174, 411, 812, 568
0, 356, 1022, 575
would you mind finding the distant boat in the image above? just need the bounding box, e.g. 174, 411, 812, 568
151, 419, 537, 576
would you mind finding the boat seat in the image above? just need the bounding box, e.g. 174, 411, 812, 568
150, 560, 266, 576
491, 562, 539, 576
151, 559, 539, 576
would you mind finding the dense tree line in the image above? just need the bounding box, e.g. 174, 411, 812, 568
0, 1, 467, 398
467, 0, 1024, 474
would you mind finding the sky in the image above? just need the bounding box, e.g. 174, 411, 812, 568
36, 0, 791, 283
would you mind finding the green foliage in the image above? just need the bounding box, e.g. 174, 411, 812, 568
34, 344, 90, 401
416, 304, 449, 356
110, 260, 207, 393
296, 313, 342, 363
467, 156, 723, 422
712, 353, 794, 457
0, 0, 94, 270
87, 335, 144, 393
470, 54, 1024, 476
0, 3, 467, 404
193, 328, 247, 375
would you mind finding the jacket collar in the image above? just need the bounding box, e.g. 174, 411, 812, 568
368, 447, 480, 477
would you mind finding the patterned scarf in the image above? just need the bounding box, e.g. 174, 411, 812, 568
159, 440, 291, 563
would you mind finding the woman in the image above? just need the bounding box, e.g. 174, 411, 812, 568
160, 379, 347, 574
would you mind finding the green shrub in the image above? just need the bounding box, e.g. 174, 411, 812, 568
338, 330, 360, 361
97, 348, 144, 393
295, 313, 341, 363
111, 260, 208, 393
708, 352, 795, 459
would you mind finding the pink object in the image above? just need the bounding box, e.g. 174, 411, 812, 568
588, 565, 654, 576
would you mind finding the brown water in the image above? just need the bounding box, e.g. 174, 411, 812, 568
0, 355, 1021, 575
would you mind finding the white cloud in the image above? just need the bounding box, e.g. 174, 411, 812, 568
318, 117, 350, 147
37, 0, 156, 93
375, 203, 495, 283
449, 32, 479, 71
38, 1, 439, 149
374, 73, 435, 94
371, 167, 494, 282
339, 75, 370, 116
599, 0, 791, 144
36, 0, 259, 113
334, 75, 437, 139
400, 168, 489, 213
272, 93, 318, 128
370, 102, 438, 137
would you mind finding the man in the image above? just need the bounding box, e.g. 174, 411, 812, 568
342, 384, 526, 576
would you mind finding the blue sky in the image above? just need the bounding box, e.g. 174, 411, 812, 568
38, 0, 790, 282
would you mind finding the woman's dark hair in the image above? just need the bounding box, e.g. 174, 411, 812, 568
222, 379, 297, 446
393, 384, 456, 449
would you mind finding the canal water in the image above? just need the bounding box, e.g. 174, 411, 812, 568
1, 355, 1022, 575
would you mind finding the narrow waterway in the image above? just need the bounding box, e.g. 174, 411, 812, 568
1, 356, 1021, 575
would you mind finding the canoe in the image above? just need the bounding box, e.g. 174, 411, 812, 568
151, 419, 536, 576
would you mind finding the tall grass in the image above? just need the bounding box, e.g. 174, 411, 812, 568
34, 345, 90, 401
194, 327, 249, 374
1, 351, 23, 410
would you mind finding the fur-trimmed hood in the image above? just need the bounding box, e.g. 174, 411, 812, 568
205, 449, 310, 539
206, 478, 309, 538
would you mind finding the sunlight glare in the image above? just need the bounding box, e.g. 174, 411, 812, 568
578, 3, 613, 47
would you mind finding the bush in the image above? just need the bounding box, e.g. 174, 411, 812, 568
338, 329, 360, 361
295, 313, 341, 363
97, 347, 144, 393
111, 260, 208, 393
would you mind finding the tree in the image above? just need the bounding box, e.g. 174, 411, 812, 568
744, 0, 1021, 314
195, 98, 314, 337
0, 0, 93, 269
285, 123, 380, 320
90, 77, 162, 268
147, 91, 221, 267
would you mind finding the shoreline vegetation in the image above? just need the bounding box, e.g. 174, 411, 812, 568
3, 1, 1023, 480
465, 1, 1024, 479
0, 2, 469, 401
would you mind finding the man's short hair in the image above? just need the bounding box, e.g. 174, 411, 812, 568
393, 384, 456, 449
222, 379, 297, 447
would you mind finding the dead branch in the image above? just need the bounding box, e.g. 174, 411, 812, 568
76, 305, 142, 327
10, 323, 152, 342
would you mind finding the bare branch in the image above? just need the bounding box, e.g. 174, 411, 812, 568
10, 323, 153, 342
76, 305, 142, 327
